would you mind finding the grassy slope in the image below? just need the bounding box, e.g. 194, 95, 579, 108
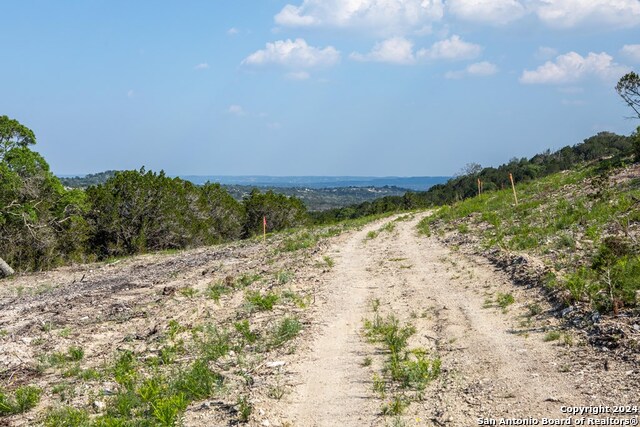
418, 162, 640, 315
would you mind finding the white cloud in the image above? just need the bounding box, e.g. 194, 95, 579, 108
621, 44, 640, 62
467, 61, 499, 75
417, 35, 482, 60
267, 122, 283, 130
274, 0, 444, 35
127, 89, 134, 99
227, 27, 239, 35
447, 0, 526, 25
194, 63, 209, 70
241, 39, 340, 68
520, 51, 629, 84
535, 46, 558, 60
534, 0, 640, 28
286, 71, 311, 80
445, 61, 498, 78
228, 105, 246, 116
350, 37, 415, 64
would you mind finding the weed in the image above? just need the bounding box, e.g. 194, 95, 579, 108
544, 331, 561, 342
206, 281, 230, 303
322, 255, 335, 268
42, 406, 90, 426
381, 396, 408, 416
172, 359, 223, 400
245, 290, 279, 311
268, 377, 286, 400
179, 287, 198, 298
235, 274, 261, 288
280, 232, 318, 252
167, 319, 183, 340
282, 290, 310, 308
152, 394, 187, 426
237, 395, 252, 423
362, 356, 373, 367
276, 270, 293, 285
380, 222, 396, 233
58, 327, 72, 338
0, 386, 42, 415
234, 320, 258, 345
197, 324, 230, 361
366, 230, 379, 240
269, 317, 302, 349
496, 293, 515, 309
67, 346, 84, 361
372, 373, 386, 398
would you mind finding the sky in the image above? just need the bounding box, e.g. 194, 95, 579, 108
1, 0, 639, 177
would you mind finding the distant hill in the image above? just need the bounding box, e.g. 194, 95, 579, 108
176, 176, 449, 191
223, 185, 409, 211
58, 173, 450, 211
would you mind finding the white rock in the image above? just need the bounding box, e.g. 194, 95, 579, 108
266, 361, 286, 368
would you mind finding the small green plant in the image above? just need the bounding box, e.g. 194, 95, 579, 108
245, 290, 279, 311
269, 317, 302, 349
276, 270, 293, 285
496, 293, 515, 309
323, 255, 335, 268
67, 345, 84, 361
42, 406, 90, 426
372, 373, 386, 398
381, 395, 408, 416
179, 287, 198, 298
152, 394, 187, 426
0, 386, 42, 415
362, 356, 373, 367
234, 320, 258, 346
380, 222, 396, 233
366, 230, 379, 240
237, 395, 252, 423
544, 331, 561, 342
206, 281, 230, 303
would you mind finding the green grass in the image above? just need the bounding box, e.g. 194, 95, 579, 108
496, 293, 515, 309
280, 232, 319, 252
544, 331, 562, 342
42, 406, 90, 426
366, 230, 379, 240
0, 386, 42, 416
363, 313, 440, 417
418, 165, 640, 313
245, 290, 279, 311
206, 281, 231, 303
268, 317, 302, 349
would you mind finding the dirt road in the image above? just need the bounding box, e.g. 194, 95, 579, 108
275, 214, 638, 426
1, 213, 637, 426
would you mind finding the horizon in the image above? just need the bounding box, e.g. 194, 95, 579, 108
2, 1, 639, 176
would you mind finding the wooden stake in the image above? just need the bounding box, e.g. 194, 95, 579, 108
263, 216, 267, 242
477, 178, 481, 197
509, 173, 518, 206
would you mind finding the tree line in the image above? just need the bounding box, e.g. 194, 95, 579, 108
311, 129, 639, 223
0, 115, 307, 273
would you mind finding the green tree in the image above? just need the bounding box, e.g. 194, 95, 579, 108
616, 71, 640, 119
0, 115, 36, 160
243, 190, 307, 237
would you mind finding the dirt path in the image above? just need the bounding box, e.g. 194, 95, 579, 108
276, 213, 638, 426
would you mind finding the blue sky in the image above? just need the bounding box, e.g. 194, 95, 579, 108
1, 0, 639, 176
